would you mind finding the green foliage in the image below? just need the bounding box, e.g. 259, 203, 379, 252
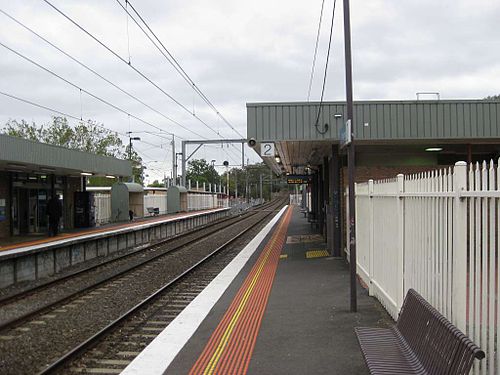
124, 144, 143, 184
2, 116, 145, 185
3, 116, 124, 157
148, 180, 165, 188
484, 94, 500, 101
221, 162, 282, 200
186, 159, 219, 186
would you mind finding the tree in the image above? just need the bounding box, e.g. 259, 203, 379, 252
3, 117, 124, 157
484, 94, 500, 101
2, 116, 143, 185
124, 144, 144, 185
148, 180, 165, 188
186, 159, 219, 187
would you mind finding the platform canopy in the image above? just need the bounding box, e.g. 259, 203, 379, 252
247, 100, 500, 174
0, 134, 132, 177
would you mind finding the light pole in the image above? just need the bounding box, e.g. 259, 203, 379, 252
126, 132, 141, 182
211, 159, 216, 192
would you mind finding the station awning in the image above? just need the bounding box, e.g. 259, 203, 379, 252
0, 134, 132, 177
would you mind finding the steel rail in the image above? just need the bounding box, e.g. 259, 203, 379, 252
37, 199, 286, 374
0, 210, 249, 306
0, 203, 276, 332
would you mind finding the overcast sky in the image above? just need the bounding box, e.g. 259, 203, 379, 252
1, 0, 499, 182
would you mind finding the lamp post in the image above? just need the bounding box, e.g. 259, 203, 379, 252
126, 132, 141, 182
211, 159, 216, 193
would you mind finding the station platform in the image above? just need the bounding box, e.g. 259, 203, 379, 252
122, 205, 393, 375
0, 208, 225, 254
0, 208, 229, 289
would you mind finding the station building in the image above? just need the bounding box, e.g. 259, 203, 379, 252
247, 99, 500, 255
0, 134, 132, 240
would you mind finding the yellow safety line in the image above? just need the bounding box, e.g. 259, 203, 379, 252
203, 219, 286, 374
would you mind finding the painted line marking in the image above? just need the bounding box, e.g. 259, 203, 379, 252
121, 205, 288, 375
190, 207, 292, 375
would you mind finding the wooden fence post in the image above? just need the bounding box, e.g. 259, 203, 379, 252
368, 179, 374, 296
397, 174, 405, 310
453, 161, 467, 332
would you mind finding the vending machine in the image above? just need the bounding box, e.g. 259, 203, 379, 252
74, 191, 96, 228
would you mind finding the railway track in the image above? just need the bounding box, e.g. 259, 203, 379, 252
0, 198, 287, 375
0, 200, 277, 330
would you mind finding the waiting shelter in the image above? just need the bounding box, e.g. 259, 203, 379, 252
111, 182, 144, 222
167, 186, 188, 214
0, 134, 132, 241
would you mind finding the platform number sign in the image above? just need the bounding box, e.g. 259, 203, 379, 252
260, 142, 275, 157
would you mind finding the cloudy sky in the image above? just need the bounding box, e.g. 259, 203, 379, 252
1, 0, 499, 182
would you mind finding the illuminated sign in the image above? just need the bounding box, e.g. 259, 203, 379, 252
286, 175, 312, 184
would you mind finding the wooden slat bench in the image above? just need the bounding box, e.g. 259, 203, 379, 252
355, 288, 485, 375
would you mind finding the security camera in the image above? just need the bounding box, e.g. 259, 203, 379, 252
247, 138, 257, 148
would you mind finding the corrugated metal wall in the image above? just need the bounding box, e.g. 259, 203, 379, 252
247, 100, 500, 141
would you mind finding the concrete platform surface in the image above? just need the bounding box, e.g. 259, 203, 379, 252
0, 208, 227, 255
126, 205, 393, 374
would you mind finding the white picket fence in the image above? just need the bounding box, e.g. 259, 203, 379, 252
187, 193, 218, 211
94, 192, 222, 225
352, 160, 499, 374
144, 194, 168, 215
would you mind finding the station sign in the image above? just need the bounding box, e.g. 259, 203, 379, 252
339, 119, 352, 149
260, 142, 275, 157
286, 175, 312, 185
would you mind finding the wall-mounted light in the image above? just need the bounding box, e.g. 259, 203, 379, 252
425, 147, 443, 152
81, 172, 93, 176
7, 163, 26, 169
275, 156, 281, 164
333, 113, 343, 118
105, 175, 116, 179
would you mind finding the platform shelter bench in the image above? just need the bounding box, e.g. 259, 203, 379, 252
146, 207, 160, 216
355, 288, 484, 375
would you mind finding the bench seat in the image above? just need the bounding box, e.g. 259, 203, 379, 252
356, 289, 484, 375
355, 327, 426, 374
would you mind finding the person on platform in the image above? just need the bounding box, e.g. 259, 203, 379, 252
47, 194, 62, 236
129, 209, 134, 221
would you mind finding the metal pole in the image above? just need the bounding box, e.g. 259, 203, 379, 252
171, 135, 176, 186
181, 141, 186, 187
241, 142, 245, 168
344, 0, 357, 312
235, 170, 238, 199
259, 174, 263, 202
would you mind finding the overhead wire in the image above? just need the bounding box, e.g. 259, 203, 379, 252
115, 0, 245, 138
0, 90, 164, 151
42, 0, 228, 140
0, 8, 206, 139
0, 41, 186, 140
314, 0, 337, 135
307, 0, 326, 101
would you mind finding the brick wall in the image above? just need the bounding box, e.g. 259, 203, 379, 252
0, 172, 10, 239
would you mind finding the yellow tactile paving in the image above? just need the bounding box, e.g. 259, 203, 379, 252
305, 250, 330, 259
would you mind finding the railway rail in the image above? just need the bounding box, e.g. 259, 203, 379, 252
0, 198, 287, 375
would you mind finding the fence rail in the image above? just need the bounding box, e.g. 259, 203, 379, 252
351, 160, 499, 374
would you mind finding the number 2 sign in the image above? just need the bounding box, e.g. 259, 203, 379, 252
260, 142, 275, 157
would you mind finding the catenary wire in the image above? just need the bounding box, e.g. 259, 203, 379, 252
0, 9, 205, 139
314, 0, 336, 134
0, 41, 185, 140
42, 0, 229, 140
307, 0, 326, 101
0, 90, 164, 150
116, 0, 245, 138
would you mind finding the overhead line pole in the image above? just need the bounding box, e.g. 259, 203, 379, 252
343, 0, 357, 312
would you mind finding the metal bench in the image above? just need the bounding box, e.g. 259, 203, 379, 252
355, 288, 485, 375
146, 207, 160, 216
